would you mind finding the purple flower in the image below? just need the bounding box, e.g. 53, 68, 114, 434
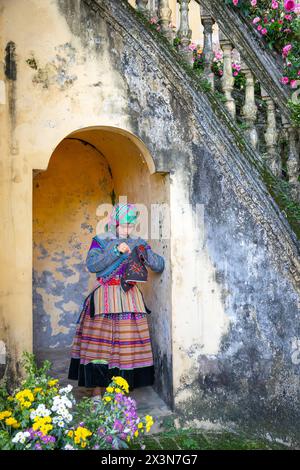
113, 419, 124, 432
105, 435, 113, 444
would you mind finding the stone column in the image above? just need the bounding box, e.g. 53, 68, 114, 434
260, 86, 280, 177
200, 6, 215, 91
148, 0, 159, 17
158, 0, 173, 42
177, 0, 193, 65
240, 60, 258, 149
136, 0, 150, 17
282, 115, 300, 203
219, 30, 236, 120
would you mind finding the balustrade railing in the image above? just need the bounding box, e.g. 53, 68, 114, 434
127, 0, 300, 202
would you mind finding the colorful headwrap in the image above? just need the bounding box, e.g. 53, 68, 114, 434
104, 202, 138, 233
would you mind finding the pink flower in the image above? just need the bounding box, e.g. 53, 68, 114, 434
253, 16, 261, 24
150, 16, 158, 24
272, 1, 279, 9
283, 28, 292, 32
233, 71, 238, 76
219, 70, 223, 76
188, 42, 197, 51
233, 0, 239, 5
282, 44, 292, 56
297, 70, 300, 76
284, 0, 295, 11
290, 79, 298, 88
271, 18, 275, 22
284, 14, 293, 20
281, 76, 290, 84
251, 0, 257, 6
257, 24, 262, 31
263, 18, 268, 23
214, 51, 223, 60
261, 28, 268, 35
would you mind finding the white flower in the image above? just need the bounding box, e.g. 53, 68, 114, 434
64, 444, 75, 450
60, 385, 73, 394
30, 404, 51, 420
12, 431, 30, 444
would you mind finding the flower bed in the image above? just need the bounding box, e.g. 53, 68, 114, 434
0, 353, 154, 450
225, 0, 300, 87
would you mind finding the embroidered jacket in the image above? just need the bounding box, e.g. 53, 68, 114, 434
86, 231, 165, 280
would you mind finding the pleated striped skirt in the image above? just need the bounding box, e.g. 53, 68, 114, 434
68, 276, 155, 390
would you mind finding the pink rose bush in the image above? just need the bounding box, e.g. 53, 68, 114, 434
225, 0, 300, 88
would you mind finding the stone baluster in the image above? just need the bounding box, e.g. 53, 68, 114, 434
282, 115, 300, 203
219, 30, 236, 120
148, 0, 159, 17
240, 60, 258, 149
200, 6, 215, 91
177, 0, 193, 65
136, 0, 150, 17
260, 86, 280, 177
158, 0, 173, 42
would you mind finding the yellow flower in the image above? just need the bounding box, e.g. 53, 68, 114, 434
33, 387, 43, 394
127, 436, 131, 442
81, 442, 87, 448
74, 436, 80, 444
5, 417, 20, 428
103, 396, 111, 402
15, 389, 34, 404
111, 376, 129, 393
22, 401, 32, 408
106, 386, 114, 393
138, 422, 144, 429
134, 430, 139, 437
47, 379, 59, 387
115, 388, 123, 394
7, 396, 14, 402
0, 411, 12, 420
67, 430, 74, 438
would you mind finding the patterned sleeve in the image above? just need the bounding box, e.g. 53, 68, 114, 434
86, 237, 127, 273
139, 241, 165, 273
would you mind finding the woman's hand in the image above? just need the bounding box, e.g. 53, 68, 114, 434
117, 242, 131, 254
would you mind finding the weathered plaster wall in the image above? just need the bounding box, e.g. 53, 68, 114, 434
0, 0, 300, 441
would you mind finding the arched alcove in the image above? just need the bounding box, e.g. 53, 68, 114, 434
32, 126, 172, 408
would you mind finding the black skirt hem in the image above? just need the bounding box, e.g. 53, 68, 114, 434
68, 358, 155, 391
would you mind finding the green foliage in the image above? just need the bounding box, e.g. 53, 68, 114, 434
287, 98, 300, 125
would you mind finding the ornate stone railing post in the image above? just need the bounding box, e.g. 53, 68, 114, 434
260, 86, 280, 177
136, 0, 150, 17
148, 0, 159, 17
158, 0, 173, 42
282, 116, 300, 203
177, 0, 193, 65
240, 60, 258, 149
200, 6, 215, 91
219, 30, 236, 120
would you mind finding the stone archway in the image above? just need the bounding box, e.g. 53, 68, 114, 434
32, 126, 172, 407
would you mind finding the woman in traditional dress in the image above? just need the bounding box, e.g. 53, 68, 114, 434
68, 202, 165, 398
